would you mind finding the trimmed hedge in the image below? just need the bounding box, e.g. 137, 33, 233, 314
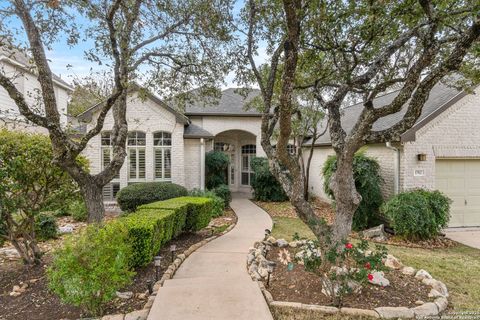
48, 196, 214, 314
205, 151, 229, 189
116, 208, 187, 267
116, 182, 187, 212
189, 189, 225, 217
139, 196, 214, 232
382, 189, 451, 240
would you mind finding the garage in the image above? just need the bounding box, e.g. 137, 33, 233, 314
435, 159, 480, 227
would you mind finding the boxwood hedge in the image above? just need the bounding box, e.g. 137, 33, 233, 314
139, 196, 214, 232
116, 182, 187, 212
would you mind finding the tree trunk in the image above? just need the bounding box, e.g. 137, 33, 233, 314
81, 182, 105, 223
330, 155, 361, 243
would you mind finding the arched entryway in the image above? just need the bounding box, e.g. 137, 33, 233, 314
212, 130, 257, 193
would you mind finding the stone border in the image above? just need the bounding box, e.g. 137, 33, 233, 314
98, 222, 237, 320
248, 237, 449, 319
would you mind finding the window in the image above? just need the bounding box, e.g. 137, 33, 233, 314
103, 182, 120, 201
214, 142, 234, 152
153, 132, 172, 180
241, 144, 256, 186
100, 131, 119, 179
128, 131, 146, 181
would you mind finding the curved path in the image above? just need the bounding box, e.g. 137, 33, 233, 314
147, 194, 274, 320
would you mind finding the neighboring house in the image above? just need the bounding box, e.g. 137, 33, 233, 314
78, 82, 479, 228
0, 46, 72, 131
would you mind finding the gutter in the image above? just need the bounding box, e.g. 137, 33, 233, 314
385, 142, 400, 195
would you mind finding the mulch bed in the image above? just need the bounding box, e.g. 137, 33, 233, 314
264, 246, 432, 309
254, 198, 335, 223
0, 209, 237, 320
351, 232, 458, 249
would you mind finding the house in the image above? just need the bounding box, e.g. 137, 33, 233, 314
0, 47, 72, 131
77, 82, 480, 228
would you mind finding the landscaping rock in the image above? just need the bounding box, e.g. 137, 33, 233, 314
266, 236, 276, 244
58, 224, 74, 234
415, 300, 424, 305
368, 271, 390, 287
415, 269, 432, 280
101, 314, 124, 320
124, 309, 148, 320
374, 307, 414, 319
422, 279, 449, 297
362, 224, 388, 241
301, 304, 339, 314
341, 307, 380, 318
116, 291, 134, 300
276, 239, 288, 248
434, 297, 448, 312
428, 289, 444, 298
144, 296, 156, 309
412, 302, 439, 317
247, 253, 255, 264
401, 266, 416, 276
0, 248, 20, 260
257, 266, 269, 278
384, 254, 403, 270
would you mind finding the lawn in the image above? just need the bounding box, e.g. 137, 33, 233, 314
269, 213, 480, 311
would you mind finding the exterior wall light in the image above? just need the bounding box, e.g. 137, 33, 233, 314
417, 153, 427, 161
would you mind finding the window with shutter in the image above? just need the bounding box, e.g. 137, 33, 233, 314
153, 132, 172, 181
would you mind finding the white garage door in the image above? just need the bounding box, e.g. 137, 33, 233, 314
436, 159, 480, 227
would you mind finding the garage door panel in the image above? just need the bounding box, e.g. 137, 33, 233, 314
436, 159, 480, 227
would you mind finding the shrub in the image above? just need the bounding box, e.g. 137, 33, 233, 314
205, 151, 229, 189
212, 184, 232, 207
250, 157, 288, 202
323, 152, 383, 231
189, 189, 225, 217
117, 208, 187, 267
47, 223, 134, 315
35, 213, 58, 241
116, 182, 187, 212
0, 129, 85, 264
0, 220, 6, 247
140, 197, 214, 232
69, 200, 88, 222
381, 189, 451, 240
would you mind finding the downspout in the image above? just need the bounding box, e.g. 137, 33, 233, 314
386, 142, 400, 195
200, 138, 205, 190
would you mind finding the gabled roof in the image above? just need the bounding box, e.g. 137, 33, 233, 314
304, 81, 468, 146
183, 123, 214, 139
76, 85, 190, 125
184, 88, 262, 116
0, 45, 73, 91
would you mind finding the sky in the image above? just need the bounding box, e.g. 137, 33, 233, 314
2, 0, 267, 90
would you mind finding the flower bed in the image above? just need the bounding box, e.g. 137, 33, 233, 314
247, 237, 450, 319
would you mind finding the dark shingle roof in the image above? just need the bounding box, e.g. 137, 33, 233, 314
304, 81, 466, 145
184, 88, 262, 116
0, 45, 72, 90
183, 123, 214, 139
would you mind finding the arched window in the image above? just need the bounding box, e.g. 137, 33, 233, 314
241, 144, 256, 186
127, 131, 146, 180
153, 131, 172, 180
100, 131, 119, 200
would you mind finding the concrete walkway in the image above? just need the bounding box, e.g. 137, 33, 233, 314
445, 228, 480, 249
147, 195, 274, 320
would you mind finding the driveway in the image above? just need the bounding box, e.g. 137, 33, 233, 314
445, 228, 480, 249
